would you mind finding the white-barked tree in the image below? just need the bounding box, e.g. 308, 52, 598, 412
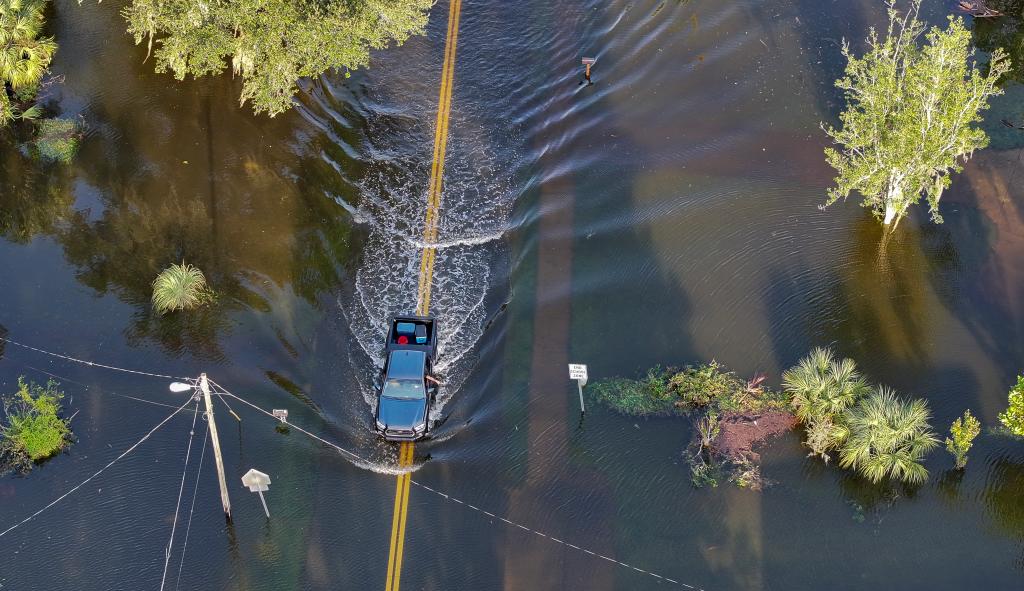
823, 0, 1010, 228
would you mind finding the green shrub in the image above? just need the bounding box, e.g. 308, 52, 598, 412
783, 348, 869, 457
151, 262, 215, 314
946, 409, 980, 469
31, 118, 81, 163
839, 387, 939, 484
669, 361, 741, 407
1, 378, 71, 466
590, 367, 677, 416
998, 375, 1024, 437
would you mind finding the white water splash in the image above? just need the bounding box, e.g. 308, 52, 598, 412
340, 111, 517, 423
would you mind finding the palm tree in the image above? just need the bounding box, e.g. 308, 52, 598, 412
1, 0, 56, 123
783, 347, 870, 425
839, 386, 939, 485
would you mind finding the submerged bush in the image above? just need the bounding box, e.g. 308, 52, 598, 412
839, 387, 938, 485
151, 263, 215, 314
1, 378, 72, 470
783, 348, 869, 458
590, 367, 677, 416
946, 409, 980, 470
998, 375, 1024, 437
31, 117, 81, 163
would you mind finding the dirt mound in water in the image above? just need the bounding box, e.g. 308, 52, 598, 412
713, 411, 798, 463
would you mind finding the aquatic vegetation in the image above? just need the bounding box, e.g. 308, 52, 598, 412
151, 263, 215, 314
783, 347, 869, 458
0, 0, 56, 124
592, 362, 794, 489
589, 367, 677, 416
119, 0, 433, 116
1, 377, 72, 472
838, 387, 939, 485
946, 409, 981, 469
998, 375, 1024, 436
31, 117, 81, 163
822, 0, 1009, 227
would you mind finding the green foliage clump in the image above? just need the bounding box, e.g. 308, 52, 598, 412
1, 0, 56, 125
946, 409, 980, 469
822, 0, 1009, 228
31, 117, 80, 163
590, 367, 676, 417
669, 361, 741, 408
783, 347, 869, 458
591, 362, 789, 418
998, 375, 1024, 436
838, 387, 939, 485
120, 0, 433, 116
1, 378, 72, 469
151, 262, 215, 314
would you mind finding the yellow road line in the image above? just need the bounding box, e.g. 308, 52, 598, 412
387, 1, 462, 589
417, 0, 462, 316
385, 442, 414, 591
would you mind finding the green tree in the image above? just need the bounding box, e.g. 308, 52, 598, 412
945, 409, 981, 469
783, 347, 870, 458
998, 375, 1024, 436
823, 0, 1009, 228
0, 0, 55, 124
839, 386, 939, 484
118, 0, 433, 116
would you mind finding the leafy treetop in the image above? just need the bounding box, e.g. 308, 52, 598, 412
823, 0, 1009, 228
119, 0, 433, 116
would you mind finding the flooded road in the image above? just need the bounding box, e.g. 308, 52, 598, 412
2, 0, 1024, 589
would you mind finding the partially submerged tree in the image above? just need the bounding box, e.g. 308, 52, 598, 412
998, 375, 1024, 436
783, 347, 870, 458
0, 0, 56, 124
945, 409, 980, 469
839, 386, 938, 484
823, 0, 1010, 228
119, 0, 433, 116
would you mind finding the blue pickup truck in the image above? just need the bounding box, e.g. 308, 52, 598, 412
373, 315, 439, 441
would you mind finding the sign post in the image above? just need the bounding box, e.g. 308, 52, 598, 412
568, 364, 588, 414
241, 469, 272, 518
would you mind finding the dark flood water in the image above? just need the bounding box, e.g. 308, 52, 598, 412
2, 0, 1024, 589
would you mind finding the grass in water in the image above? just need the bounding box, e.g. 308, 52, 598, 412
31, 118, 81, 163
151, 262, 215, 314
1, 378, 72, 472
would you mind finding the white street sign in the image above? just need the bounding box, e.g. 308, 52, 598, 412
241, 469, 272, 518
241, 469, 271, 492
568, 364, 588, 384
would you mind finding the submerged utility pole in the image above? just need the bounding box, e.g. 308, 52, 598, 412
200, 373, 231, 520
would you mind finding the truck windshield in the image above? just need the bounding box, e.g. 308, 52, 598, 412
383, 378, 425, 400
383, 350, 426, 399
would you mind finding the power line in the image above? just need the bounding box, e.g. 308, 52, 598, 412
207, 380, 698, 589
207, 378, 363, 462
0, 335, 190, 380
175, 420, 210, 591
17, 363, 199, 413
0, 396, 195, 539
160, 399, 201, 591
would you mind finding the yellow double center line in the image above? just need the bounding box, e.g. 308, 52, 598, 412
386, 1, 462, 590
384, 441, 415, 591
